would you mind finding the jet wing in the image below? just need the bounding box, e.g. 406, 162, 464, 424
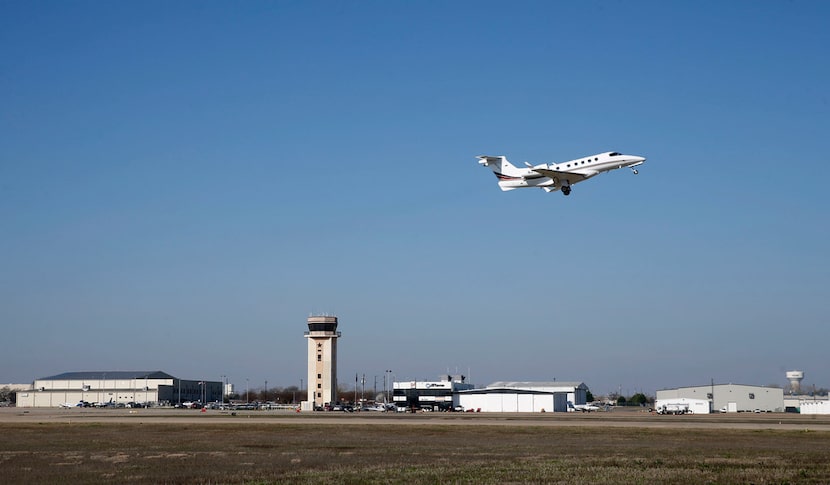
532, 168, 598, 185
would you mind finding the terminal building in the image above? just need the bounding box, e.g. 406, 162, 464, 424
15, 371, 222, 407
392, 375, 473, 411
656, 383, 784, 413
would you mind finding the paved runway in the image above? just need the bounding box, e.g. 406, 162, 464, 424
4, 407, 830, 431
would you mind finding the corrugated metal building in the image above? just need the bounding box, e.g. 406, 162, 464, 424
457, 381, 587, 413
15, 371, 222, 407
656, 383, 784, 413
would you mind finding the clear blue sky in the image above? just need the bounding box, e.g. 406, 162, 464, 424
2, 1, 828, 397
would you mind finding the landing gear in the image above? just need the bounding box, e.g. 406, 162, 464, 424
561, 186, 571, 196
631, 167, 639, 174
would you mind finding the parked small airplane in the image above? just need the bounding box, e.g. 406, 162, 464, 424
568, 402, 601, 412
478, 151, 645, 196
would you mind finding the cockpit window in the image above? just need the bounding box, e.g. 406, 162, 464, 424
609, 152, 621, 156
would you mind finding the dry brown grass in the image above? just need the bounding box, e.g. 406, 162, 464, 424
2, 420, 829, 483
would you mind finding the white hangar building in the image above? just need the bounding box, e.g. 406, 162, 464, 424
656, 383, 784, 413
457, 381, 588, 413
16, 371, 222, 408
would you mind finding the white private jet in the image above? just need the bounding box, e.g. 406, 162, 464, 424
478, 151, 646, 196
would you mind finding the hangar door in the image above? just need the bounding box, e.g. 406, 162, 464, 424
486, 393, 502, 412
502, 393, 518, 412
517, 394, 533, 412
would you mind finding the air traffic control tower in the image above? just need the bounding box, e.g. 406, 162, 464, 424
303, 315, 341, 410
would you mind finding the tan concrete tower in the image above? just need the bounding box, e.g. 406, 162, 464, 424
304, 315, 340, 409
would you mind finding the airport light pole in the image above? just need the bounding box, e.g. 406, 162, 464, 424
246, 378, 249, 404
386, 370, 392, 404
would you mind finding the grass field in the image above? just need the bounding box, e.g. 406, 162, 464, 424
2, 416, 830, 484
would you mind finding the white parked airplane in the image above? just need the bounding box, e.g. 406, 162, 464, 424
568, 401, 601, 412
478, 151, 646, 196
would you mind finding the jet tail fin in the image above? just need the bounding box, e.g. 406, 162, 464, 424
477, 155, 523, 177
